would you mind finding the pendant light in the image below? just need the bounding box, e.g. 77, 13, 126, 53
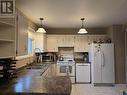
36, 18, 46, 33
78, 18, 88, 34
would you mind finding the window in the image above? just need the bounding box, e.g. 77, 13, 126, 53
28, 38, 33, 54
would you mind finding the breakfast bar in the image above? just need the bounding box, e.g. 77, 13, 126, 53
0, 64, 72, 95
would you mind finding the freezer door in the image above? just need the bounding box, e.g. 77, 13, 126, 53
101, 44, 115, 83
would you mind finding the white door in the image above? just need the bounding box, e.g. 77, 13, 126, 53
93, 50, 102, 83
101, 44, 115, 83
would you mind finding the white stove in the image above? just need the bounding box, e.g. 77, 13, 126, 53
57, 59, 75, 83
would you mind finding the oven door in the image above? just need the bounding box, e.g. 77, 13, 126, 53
57, 65, 68, 76
67, 65, 75, 76
57, 64, 75, 76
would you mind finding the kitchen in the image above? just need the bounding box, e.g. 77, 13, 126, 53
0, 0, 127, 95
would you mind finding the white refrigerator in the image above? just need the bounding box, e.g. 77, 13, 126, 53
89, 43, 115, 85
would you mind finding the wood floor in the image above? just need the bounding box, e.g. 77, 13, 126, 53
71, 84, 127, 95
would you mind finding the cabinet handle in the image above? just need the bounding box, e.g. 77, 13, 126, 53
77, 64, 89, 66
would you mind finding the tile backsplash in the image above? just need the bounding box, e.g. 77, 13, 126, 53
58, 47, 74, 59
74, 52, 84, 59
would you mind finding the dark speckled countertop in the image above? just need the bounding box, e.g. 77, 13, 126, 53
0, 64, 71, 95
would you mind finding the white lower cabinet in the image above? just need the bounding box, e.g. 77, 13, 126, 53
76, 63, 90, 83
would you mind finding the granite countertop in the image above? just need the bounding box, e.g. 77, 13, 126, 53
0, 64, 71, 95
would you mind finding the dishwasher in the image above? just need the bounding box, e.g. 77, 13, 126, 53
76, 63, 90, 83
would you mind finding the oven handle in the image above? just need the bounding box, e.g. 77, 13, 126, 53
66, 66, 70, 75
76, 64, 89, 66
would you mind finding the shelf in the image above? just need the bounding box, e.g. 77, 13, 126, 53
0, 56, 14, 59
0, 15, 15, 18
0, 39, 14, 42
0, 17, 16, 60
0, 21, 14, 27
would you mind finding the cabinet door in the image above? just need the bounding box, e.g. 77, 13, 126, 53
76, 64, 90, 82
84, 36, 89, 52
81, 36, 88, 52
35, 33, 46, 52
64, 35, 74, 47
47, 35, 58, 52
57, 35, 65, 47
17, 12, 28, 56
57, 35, 74, 47
74, 36, 80, 52
74, 36, 86, 52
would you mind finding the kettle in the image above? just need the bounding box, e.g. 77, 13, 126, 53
84, 52, 89, 62
59, 55, 64, 61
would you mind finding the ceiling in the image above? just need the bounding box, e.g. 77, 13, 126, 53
16, 0, 127, 28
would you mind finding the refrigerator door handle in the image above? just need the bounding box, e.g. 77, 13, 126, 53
101, 52, 105, 67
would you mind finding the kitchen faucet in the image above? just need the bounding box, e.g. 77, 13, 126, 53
34, 48, 42, 63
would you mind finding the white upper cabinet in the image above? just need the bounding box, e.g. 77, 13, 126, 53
65, 35, 74, 47
57, 35, 74, 47
57, 35, 65, 47
34, 33, 46, 52
74, 35, 88, 52
47, 35, 58, 52
16, 12, 28, 56
46, 34, 106, 52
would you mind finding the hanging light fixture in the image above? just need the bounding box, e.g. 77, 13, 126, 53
36, 18, 46, 33
78, 18, 88, 34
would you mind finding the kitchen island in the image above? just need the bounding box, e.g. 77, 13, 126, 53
0, 64, 72, 95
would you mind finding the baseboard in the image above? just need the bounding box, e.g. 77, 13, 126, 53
93, 83, 115, 86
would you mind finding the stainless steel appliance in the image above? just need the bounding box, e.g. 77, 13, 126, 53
57, 60, 75, 83
42, 53, 54, 62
